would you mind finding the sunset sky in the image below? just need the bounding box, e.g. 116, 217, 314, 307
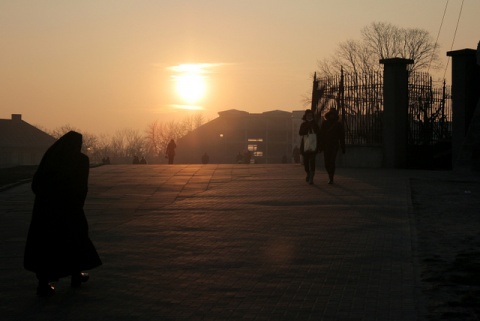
1, 0, 479, 135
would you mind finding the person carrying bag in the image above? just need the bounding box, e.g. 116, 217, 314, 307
299, 109, 320, 184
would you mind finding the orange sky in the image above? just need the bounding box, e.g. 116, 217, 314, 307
1, 0, 479, 135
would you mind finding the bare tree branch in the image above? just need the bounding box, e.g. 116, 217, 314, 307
317, 21, 442, 77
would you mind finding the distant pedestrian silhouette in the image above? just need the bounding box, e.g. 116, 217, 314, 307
140, 156, 147, 164
132, 155, 140, 164
24, 131, 102, 297
201, 152, 209, 164
319, 108, 345, 184
299, 109, 320, 184
166, 139, 176, 164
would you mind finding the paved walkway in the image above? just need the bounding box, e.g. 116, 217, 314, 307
0, 164, 426, 320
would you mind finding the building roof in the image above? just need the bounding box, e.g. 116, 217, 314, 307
0, 114, 55, 148
261, 110, 292, 117
218, 109, 293, 118
218, 109, 249, 117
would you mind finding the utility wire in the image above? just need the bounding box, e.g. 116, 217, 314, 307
443, 0, 465, 79
428, 0, 449, 74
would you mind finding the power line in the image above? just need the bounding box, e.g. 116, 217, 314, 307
443, 0, 465, 79
428, 0, 449, 74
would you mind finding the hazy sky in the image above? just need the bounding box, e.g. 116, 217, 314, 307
1, 0, 479, 135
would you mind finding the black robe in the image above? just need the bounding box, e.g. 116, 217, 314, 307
24, 131, 101, 280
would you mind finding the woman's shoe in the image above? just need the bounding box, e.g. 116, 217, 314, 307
71, 272, 90, 288
37, 283, 55, 297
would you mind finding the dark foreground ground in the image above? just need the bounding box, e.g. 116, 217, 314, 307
411, 176, 480, 320
0, 164, 479, 320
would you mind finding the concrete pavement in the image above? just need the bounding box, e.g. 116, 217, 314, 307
0, 164, 425, 320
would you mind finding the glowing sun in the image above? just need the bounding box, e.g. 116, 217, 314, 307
173, 64, 207, 104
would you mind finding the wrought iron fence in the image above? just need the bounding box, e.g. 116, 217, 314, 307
408, 72, 452, 145
311, 69, 452, 146
312, 69, 384, 145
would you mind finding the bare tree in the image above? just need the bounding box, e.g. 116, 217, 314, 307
40, 113, 208, 164
318, 22, 441, 75
362, 22, 440, 72
144, 120, 178, 157
144, 114, 207, 157
90, 134, 112, 162
110, 128, 145, 158
49, 125, 78, 139
144, 120, 163, 157
362, 22, 402, 60
164, 121, 182, 145
182, 114, 205, 132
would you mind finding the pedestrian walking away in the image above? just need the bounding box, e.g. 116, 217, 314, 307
23, 131, 102, 297
201, 152, 210, 164
319, 107, 346, 184
166, 139, 177, 164
299, 109, 320, 184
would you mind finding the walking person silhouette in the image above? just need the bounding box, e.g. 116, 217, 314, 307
319, 108, 346, 184
166, 139, 177, 164
24, 131, 102, 297
299, 109, 320, 184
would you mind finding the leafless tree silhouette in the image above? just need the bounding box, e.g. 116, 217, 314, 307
318, 22, 441, 77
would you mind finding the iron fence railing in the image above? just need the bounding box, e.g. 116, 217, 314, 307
311, 69, 452, 146
408, 72, 452, 145
313, 69, 384, 145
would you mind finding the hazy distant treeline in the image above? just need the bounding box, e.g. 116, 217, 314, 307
43, 114, 206, 163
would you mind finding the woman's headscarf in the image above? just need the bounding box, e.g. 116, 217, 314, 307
302, 109, 313, 121
32, 131, 84, 195
39, 131, 83, 173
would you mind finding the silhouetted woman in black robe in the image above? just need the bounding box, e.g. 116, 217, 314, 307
24, 131, 102, 296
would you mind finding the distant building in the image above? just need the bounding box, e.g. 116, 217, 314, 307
0, 114, 55, 168
176, 109, 304, 164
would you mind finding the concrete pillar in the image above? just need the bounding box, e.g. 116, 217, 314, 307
447, 48, 480, 171
380, 58, 414, 168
